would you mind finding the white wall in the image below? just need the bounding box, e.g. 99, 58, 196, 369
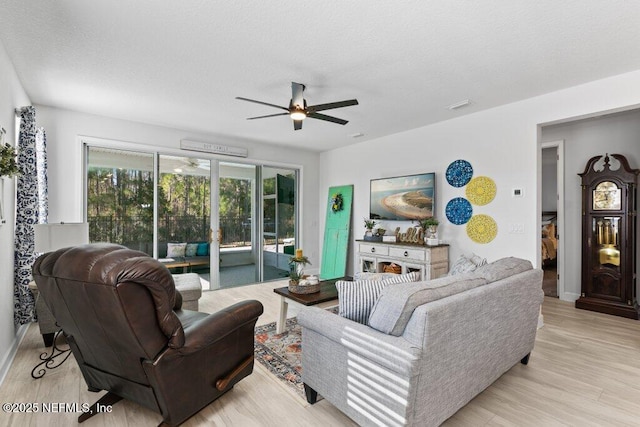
0, 39, 31, 379
542, 109, 640, 300
35, 105, 322, 270
320, 69, 640, 301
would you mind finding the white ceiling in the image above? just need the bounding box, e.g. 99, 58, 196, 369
2, 1, 640, 152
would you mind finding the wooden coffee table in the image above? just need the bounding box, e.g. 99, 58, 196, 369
273, 278, 341, 333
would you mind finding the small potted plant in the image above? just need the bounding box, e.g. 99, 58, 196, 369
288, 249, 318, 294
363, 218, 381, 241
0, 143, 19, 178
419, 217, 439, 245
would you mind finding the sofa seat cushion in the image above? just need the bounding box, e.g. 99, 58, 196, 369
368, 272, 488, 336
336, 272, 420, 324
473, 257, 532, 283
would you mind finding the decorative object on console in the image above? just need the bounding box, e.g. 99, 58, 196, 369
363, 218, 381, 241
576, 153, 638, 319
466, 214, 498, 244
446, 159, 473, 187
370, 172, 435, 220
465, 176, 497, 206
419, 217, 439, 245
394, 226, 424, 244
446, 197, 473, 225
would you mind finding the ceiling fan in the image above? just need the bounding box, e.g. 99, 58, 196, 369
236, 82, 358, 130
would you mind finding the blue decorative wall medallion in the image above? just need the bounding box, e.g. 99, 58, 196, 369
446, 197, 473, 225
446, 159, 473, 188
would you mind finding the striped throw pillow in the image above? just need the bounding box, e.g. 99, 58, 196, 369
336, 271, 420, 324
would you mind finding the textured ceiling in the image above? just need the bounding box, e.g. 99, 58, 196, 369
1, 1, 640, 152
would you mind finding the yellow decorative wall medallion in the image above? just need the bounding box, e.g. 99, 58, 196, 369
465, 176, 496, 206
466, 214, 498, 244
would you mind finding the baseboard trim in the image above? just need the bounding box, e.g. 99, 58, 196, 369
0, 323, 29, 387
560, 292, 580, 302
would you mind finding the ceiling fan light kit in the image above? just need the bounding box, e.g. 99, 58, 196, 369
236, 82, 358, 130
289, 110, 307, 120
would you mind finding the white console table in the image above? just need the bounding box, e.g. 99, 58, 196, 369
356, 240, 449, 281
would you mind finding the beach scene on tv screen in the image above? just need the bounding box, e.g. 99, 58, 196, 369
370, 173, 434, 220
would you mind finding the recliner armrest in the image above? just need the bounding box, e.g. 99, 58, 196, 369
174, 300, 263, 356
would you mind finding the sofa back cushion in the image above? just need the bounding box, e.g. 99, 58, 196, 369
473, 257, 533, 282
368, 257, 535, 336
368, 273, 488, 335
336, 272, 420, 324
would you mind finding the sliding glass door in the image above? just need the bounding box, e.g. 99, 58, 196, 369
218, 162, 258, 287
86, 147, 155, 255
85, 144, 298, 289
158, 155, 214, 289
262, 166, 298, 281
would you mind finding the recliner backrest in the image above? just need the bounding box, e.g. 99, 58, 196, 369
33, 243, 184, 384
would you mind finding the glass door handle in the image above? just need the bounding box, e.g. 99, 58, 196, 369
208, 228, 213, 244
218, 228, 223, 244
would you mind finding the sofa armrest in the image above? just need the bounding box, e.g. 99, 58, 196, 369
174, 300, 263, 356
298, 306, 421, 376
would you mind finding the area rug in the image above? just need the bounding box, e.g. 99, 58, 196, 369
254, 316, 311, 402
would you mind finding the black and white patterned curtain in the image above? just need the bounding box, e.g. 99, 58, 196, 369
14, 106, 48, 326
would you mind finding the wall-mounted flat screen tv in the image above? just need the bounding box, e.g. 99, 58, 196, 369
370, 172, 435, 220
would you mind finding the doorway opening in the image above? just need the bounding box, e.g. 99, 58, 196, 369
540, 141, 564, 298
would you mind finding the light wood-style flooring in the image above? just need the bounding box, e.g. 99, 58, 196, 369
1, 281, 639, 426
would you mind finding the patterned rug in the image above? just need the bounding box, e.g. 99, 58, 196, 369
254, 316, 310, 401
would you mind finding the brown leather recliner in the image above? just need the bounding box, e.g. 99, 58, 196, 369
32, 243, 263, 426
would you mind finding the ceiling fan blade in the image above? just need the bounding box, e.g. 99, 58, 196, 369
293, 119, 303, 130
307, 99, 358, 112
291, 82, 305, 109
307, 112, 348, 125
247, 112, 289, 120
235, 97, 289, 111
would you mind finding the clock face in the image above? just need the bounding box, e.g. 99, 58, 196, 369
593, 181, 621, 210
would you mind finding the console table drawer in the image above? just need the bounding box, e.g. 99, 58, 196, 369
389, 247, 427, 262
359, 243, 389, 256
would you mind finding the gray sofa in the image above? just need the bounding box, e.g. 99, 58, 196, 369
298, 257, 543, 427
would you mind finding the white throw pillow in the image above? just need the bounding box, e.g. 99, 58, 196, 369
336, 272, 420, 324
448, 254, 477, 275
167, 243, 187, 258
448, 253, 487, 276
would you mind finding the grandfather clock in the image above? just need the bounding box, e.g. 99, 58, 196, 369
576, 153, 639, 319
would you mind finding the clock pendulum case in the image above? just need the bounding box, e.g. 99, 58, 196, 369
576, 153, 639, 319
